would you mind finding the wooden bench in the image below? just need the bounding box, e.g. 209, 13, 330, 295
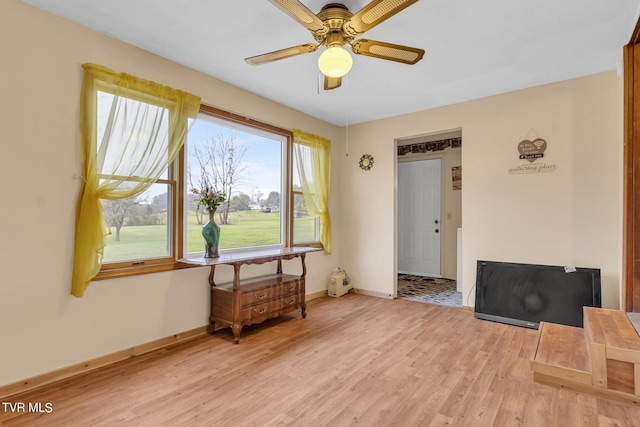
531, 307, 640, 406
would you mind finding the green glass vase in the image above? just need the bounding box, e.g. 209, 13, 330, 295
202, 210, 220, 258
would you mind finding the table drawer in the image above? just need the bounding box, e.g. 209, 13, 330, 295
241, 286, 278, 306
242, 300, 281, 320
280, 293, 300, 309
279, 280, 300, 296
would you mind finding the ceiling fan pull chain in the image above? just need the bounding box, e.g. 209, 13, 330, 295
346, 73, 350, 156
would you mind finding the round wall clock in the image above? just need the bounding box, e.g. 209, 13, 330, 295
359, 154, 374, 170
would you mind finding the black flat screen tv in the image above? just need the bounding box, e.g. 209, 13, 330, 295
474, 260, 601, 329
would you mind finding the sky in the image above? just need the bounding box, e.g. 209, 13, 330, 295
187, 114, 286, 202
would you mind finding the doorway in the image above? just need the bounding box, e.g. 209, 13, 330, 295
395, 130, 463, 307
398, 158, 442, 277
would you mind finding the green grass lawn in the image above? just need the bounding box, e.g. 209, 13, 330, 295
103, 210, 317, 262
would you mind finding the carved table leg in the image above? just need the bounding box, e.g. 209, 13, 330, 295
232, 324, 242, 344
231, 263, 243, 343
207, 319, 216, 334
300, 253, 307, 318
208, 265, 217, 334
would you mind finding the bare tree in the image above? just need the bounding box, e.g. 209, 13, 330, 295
252, 188, 263, 206
189, 132, 248, 225
185, 182, 205, 225
102, 196, 145, 241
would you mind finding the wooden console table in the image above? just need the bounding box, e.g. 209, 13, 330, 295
180, 247, 321, 343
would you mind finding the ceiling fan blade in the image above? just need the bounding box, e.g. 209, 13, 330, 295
267, 0, 326, 34
324, 75, 342, 90
245, 43, 318, 65
345, 0, 419, 35
350, 39, 424, 64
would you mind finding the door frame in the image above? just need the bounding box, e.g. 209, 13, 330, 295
394, 150, 446, 296
623, 16, 640, 312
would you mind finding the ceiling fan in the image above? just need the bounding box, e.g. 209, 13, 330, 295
245, 0, 425, 90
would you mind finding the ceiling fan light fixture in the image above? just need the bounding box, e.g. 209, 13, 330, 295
318, 45, 353, 78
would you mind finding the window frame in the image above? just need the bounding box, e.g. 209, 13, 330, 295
92, 82, 186, 279
95, 159, 185, 280
95, 104, 322, 280
292, 187, 321, 245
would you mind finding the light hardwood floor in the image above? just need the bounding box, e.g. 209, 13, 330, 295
2, 294, 640, 426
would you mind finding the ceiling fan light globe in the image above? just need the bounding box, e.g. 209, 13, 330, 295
318, 46, 353, 78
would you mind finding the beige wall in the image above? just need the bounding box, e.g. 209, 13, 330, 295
338, 71, 622, 309
0, 0, 340, 387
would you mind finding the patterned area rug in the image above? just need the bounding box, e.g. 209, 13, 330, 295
397, 274, 462, 308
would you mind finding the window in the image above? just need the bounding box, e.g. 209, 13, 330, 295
90, 103, 323, 280
183, 105, 321, 257
71, 64, 200, 297
293, 157, 320, 244
98, 90, 177, 268
292, 128, 332, 254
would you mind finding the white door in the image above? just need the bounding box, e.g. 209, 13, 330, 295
398, 159, 441, 277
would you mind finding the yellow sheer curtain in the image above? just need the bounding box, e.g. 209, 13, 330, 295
293, 129, 332, 254
72, 64, 201, 297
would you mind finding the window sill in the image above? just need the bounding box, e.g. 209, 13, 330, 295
293, 242, 324, 250
94, 261, 197, 281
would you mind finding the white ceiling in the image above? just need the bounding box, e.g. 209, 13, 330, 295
23, 0, 640, 126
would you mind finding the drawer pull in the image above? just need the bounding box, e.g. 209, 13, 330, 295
284, 298, 296, 305
284, 285, 296, 292
254, 306, 268, 314
254, 292, 267, 300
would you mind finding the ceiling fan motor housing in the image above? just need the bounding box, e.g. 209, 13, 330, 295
315, 3, 356, 44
